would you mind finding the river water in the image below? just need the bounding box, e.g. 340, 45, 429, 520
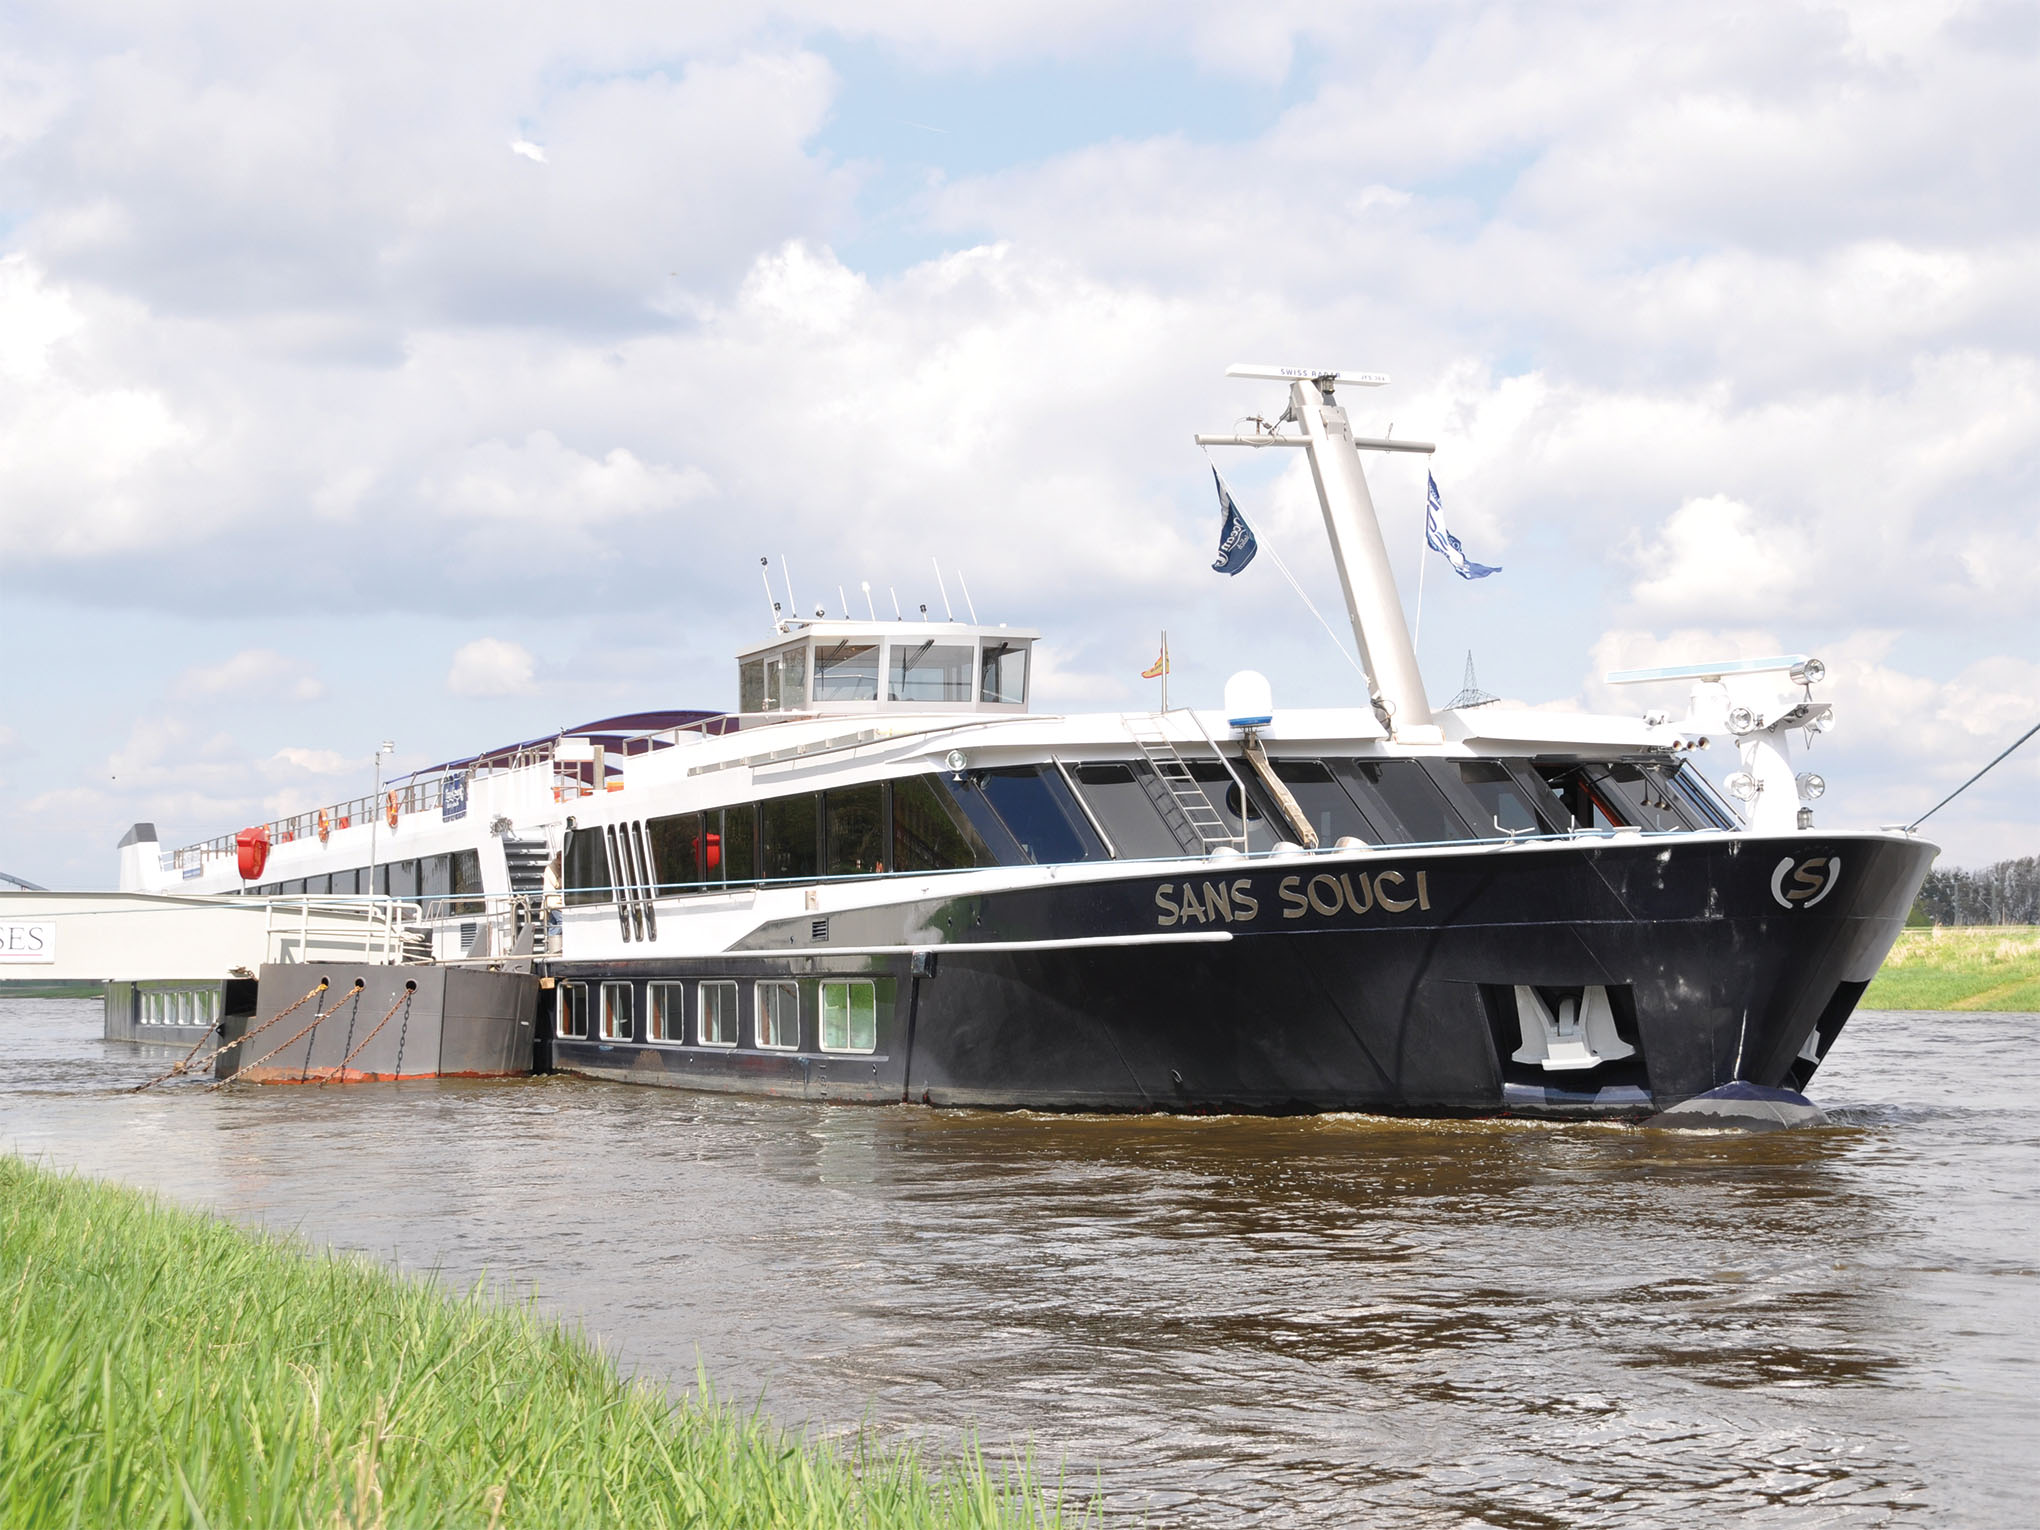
3, 997, 2035, 1525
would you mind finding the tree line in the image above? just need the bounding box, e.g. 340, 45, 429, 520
1910, 856, 2040, 926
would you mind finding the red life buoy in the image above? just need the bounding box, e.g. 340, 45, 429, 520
235, 826, 269, 881
317, 808, 331, 844
385, 789, 400, 830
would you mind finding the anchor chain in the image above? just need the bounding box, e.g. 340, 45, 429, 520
208, 979, 365, 1091
313, 986, 414, 1084
127, 978, 328, 1093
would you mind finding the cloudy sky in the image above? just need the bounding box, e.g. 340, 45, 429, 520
4, 0, 2037, 887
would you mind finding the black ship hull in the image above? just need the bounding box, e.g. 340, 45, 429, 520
548, 831, 1934, 1118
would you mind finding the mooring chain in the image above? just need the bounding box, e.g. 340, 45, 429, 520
208, 979, 366, 1091
313, 987, 414, 1085
127, 978, 330, 1093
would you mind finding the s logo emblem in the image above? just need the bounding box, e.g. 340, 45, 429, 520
1771, 856, 1840, 909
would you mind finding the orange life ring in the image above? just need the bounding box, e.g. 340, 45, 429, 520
385, 789, 400, 830
317, 808, 331, 844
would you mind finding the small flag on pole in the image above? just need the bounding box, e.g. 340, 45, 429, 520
1142, 645, 1170, 679
1210, 468, 1258, 575
1425, 474, 1499, 579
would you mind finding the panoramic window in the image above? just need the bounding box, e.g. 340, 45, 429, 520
971, 766, 1106, 864
600, 981, 633, 1041
755, 980, 799, 1049
719, 803, 759, 884
889, 641, 974, 702
1537, 765, 1634, 832
1456, 762, 1552, 837
1272, 760, 1382, 846
891, 775, 996, 872
647, 812, 704, 892
980, 642, 1029, 705
815, 641, 880, 702
558, 982, 589, 1040
648, 981, 683, 1043
562, 827, 610, 906
825, 783, 885, 875
699, 981, 738, 1046
1069, 762, 1184, 859
1341, 760, 1473, 845
761, 794, 820, 881
820, 980, 877, 1053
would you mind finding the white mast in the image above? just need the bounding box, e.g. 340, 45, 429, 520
1198, 365, 1438, 738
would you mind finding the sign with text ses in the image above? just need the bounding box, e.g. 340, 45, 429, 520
0, 922, 56, 963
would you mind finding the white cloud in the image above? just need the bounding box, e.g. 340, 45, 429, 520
174, 649, 324, 701
447, 637, 536, 697
509, 139, 547, 163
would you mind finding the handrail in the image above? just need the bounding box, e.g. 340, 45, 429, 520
1182, 710, 1253, 852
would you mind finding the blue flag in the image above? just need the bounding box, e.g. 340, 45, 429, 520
1425, 474, 1499, 579
1211, 468, 1258, 575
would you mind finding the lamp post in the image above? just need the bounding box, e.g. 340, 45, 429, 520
368, 740, 395, 896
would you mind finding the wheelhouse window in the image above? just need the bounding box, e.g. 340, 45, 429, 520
647, 982, 683, 1043
699, 981, 737, 1046
600, 981, 633, 1041
891, 775, 995, 872
815, 641, 880, 702
755, 980, 799, 1049
739, 645, 809, 713
1575, 760, 1735, 832
979, 641, 1029, 705
558, 982, 590, 1040
889, 641, 974, 702
820, 980, 877, 1053
825, 784, 885, 875
562, 826, 610, 906
761, 794, 820, 882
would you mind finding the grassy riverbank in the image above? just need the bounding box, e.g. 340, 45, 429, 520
1863, 926, 2040, 1011
0, 1156, 1082, 1529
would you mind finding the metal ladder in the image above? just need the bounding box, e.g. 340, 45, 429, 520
501, 835, 549, 894
1126, 713, 1238, 854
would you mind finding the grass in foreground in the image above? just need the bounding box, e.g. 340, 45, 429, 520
1863, 925, 2040, 1011
0, 1156, 1088, 1529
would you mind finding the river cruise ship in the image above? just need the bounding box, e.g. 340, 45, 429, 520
121, 366, 1936, 1116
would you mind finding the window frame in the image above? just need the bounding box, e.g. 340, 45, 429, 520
557, 981, 590, 1040
819, 979, 878, 1054
646, 980, 684, 1044
698, 980, 738, 1047
599, 980, 633, 1041
754, 979, 800, 1050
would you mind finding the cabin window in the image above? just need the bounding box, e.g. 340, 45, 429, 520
282, 879, 306, 895
891, 775, 995, 872
451, 848, 484, 914
826, 784, 886, 875
820, 980, 877, 1053
720, 803, 760, 884
562, 825, 611, 905
815, 641, 880, 702
980, 642, 1028, 705
761, 794, 820, 882
889, 641, 973, 702
1341, 760, 1472, 845
304, 873, 330, 895
1456, 762, 1554, 837
380, 858, 421, 899
1069, 763, 1184, 859
739, 658, 766, 713
647, 982, 684, 1043
558, 982, 590, 1040
1192, 762, 1282, 852
422, 853, 451, 900
1537, 765, 1632, 831
755, 980, 799, 1049
699, 981, 738, 1046
971, 766, 1106, 864
600, 981, 633, 1041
